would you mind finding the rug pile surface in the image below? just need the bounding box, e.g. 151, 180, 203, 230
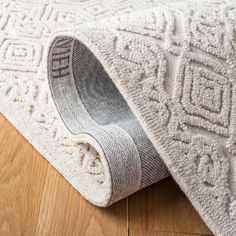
1, 0, 236, 235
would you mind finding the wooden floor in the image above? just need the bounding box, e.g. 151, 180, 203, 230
0, 114, 213, 236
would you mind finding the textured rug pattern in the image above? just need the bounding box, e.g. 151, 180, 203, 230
47, 1, 236, 234
0, 0, 173, 206
1, 1, 236, 235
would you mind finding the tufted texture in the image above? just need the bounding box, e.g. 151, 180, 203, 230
47, 1, 236, 235
1, 0, 236, 235
0, 0, 172, 206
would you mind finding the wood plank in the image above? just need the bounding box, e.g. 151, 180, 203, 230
128, 177, 212, 235
0, 115, 49, 236
130, 228, 211, 236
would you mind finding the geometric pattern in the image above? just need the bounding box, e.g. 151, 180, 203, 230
175, 62, 233, 137
0, 39, 42, 72
0, 0, 175, 208
65, 2, 236, 234
1, 0, 236, 235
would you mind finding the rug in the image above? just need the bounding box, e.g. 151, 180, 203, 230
1, 0, 236, 235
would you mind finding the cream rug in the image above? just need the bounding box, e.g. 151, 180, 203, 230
1, 0, 236, 235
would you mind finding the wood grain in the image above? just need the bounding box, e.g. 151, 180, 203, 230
129, 229, 210, 236
128, 178, 212, 235
0, 115, 49, 236
0, 113, 213, 236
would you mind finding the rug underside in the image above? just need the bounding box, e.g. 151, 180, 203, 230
1, 0, 236, 235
